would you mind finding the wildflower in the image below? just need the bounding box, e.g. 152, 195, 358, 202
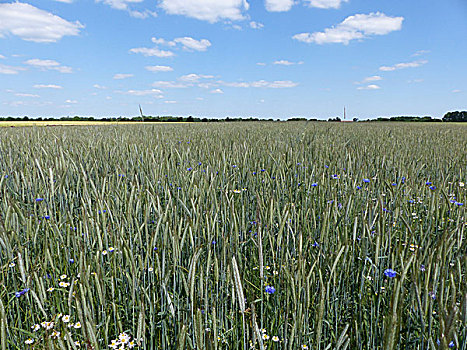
47, 287, 55, 292
301, 345, 309, 349
43, 215, 50, 220
15, 288, 30, 298
449, 341, 455, 348
129, 340, 136, 348
459, 182, 465, 187
59, 282, 70, 288
35, 198, 44, 202
108, 247, 115, 252
392, 183, 397, 186
262, 334, 270, 340
74, 322, 82, 329
32, 324, 40, 332
187, 167, 192, 171
60, 274, 67, 280
425, 181, 432, 186
384, 269, 397, 278
148, 267, 154, 272
420, 265, 426, 271
311, 182, 318, 187
69, 258, 74, 263
456, 202, 464, 206
102, 250, 108, 255
272, 336, 279, 342
356, 186, 362, 190
51, 330, 60, 339
62, 315, 71, 323
428, 291, 436, 300
265, 285, 276, 294
363, 179, 370, 183
25, 338, 34, 345
75, 341, 81, 347
9, 262, 15, 267
429, 185, 436, 190
312, 241, 319, 247
45, 322, 54, 330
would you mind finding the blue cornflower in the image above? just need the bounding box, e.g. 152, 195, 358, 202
261, 169, 265, 172
392, 183, 397, 186
253, 172, 256, 175
383, 208, 389, 212
43, 215, 50, 220
4, 175, 8, 178
449, 341, 455, 348
426, 181, 432, 186
401, 177, 406, 183
325, 165, 329, 168
265, 286, 276, 294
429, 185, 436, 190
312, 241, 319, 247
363, 179, 370, 183
69, 259, 74, 264
311, 183, 318, 187
198, 162, 202, 165
408, 199, 414, 204
212, 240, 216, 245
15, 288, 30, 298
420, 265, 425, 271
35, 198, 44, 202
356, 186, 362, 190
154, 247, 158, 251
384, 269, 397, 278
187, 167, 192, 171
118, 174, 125, 177
232, 165, 237, 168
456, 202, 463, 206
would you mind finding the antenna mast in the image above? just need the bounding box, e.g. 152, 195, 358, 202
343, 106, 346, 120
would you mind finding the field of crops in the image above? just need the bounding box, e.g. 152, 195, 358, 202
0, 122, 465, 349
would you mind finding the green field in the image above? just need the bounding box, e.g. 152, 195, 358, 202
0, 122, 465, 349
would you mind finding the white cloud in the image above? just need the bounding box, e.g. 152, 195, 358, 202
34, 84, 63, 89
54, 0, 74, 3
452, 89, 461, 93
130, 36, 210, 57
0, 63, 26, 74
407, 79, 424, 83
293, 12, 403, 45
145, 65, 173, 72
113, 73, 134, 79
96, 0, 144, 11
159, 0, 249, 22
210, 88, 224, 94
65, 99, 78, 103
129, 47, 174, 57
25, 59, 73, 73
15, 93, 40, 97
123, 88, 163, 96
273, 60, 304, 66
0, 3, 83, 43
250, 21, 264, 29
93, 84, 107, 89
129, 10, 158, 19
164, 100, 177, 104
173, 37, 211, 51
256, 62, 266, 66
412, 50, 430, 57
179, 73, 214, 82
379, 60, 427, 71
357, 84, 381, 90
222, 80, 299, 88
265, 0, 294, 12
152, 81, 189, 88
0, 54, 5, 59
355, 75, 382, 84
304, 0, 347, 9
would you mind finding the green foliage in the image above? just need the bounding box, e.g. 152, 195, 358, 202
443, 111, 467, 122
0, 122, 466, 349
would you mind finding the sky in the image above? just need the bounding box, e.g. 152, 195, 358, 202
0, 0, 466, 120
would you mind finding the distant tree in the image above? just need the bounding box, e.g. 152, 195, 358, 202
443, 111, 467, 122
353, 117, 359, 122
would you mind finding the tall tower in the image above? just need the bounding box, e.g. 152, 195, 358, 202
343, 106, 346, 120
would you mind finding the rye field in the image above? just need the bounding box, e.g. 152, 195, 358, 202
0, 122, 466, 349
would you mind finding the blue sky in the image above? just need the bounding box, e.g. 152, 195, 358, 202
0, 0, 466, 119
